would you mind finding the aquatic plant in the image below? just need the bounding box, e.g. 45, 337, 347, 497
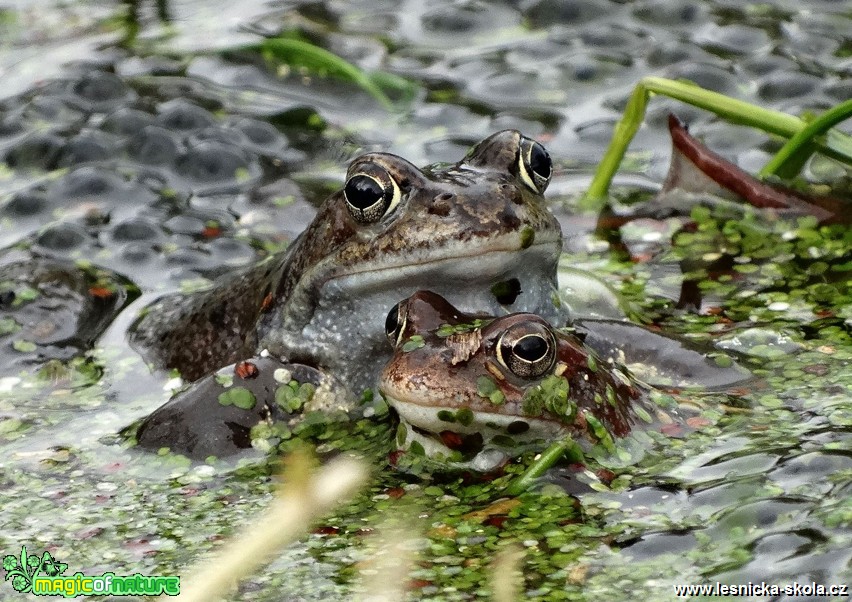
259, 35, 417, 111
507, 79, 852, 494
585, 77, 852, 200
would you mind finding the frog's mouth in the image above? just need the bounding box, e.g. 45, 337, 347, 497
320, 238, 566, 330
327, 235, 561, 298
387, 395, 568, 467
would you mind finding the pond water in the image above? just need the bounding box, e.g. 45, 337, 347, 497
0, 0, 850, 600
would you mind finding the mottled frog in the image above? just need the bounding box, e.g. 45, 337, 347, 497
134, 131, 566, 457
380, 291, 657, 470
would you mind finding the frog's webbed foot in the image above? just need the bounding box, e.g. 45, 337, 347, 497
0, 255, 128, 375
128, 256, 285, 382
574, 319, 752, 391
132, 356, 349, 459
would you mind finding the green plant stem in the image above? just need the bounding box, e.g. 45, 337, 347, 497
505, 439, 573, 496
640, 77, 803, 135
262, 38, 395, 110
585, 84, 649, 203
584, 77, 850, 201
760, 98, 852, 179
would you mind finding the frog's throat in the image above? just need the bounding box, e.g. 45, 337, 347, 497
324, 235, 561, 287
398, 423, 461, 459
388, 395, 568, 447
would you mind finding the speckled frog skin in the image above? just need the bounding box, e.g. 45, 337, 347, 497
134, 131, 566, 457
132, 130, 562, 397
133, 130, 562, 394
380, 291, 656, 469
133, 131, 751, 459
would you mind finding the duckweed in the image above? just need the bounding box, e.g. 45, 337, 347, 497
436, 319, 488, 337
275, 380, 315, 412
0, 4, 850, 599
402, 335, 425, 352
215, 373, 234, 388
522, 375, 573, 419
217, 386, 257, 409
437, 410, 456, 423
0, 317, 20, 335
11, 339, 36, 353
476, 376, 505, 405
455, 407, 474, 427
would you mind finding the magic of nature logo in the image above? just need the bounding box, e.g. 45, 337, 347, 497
3, 546, 180, 597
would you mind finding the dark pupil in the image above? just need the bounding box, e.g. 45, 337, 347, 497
346, 175, 385, 210
513, 335, 548, 362
528, 143, 551, 180
385, 303, 400, 339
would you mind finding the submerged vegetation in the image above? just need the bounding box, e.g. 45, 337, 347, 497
259, 35, 418, 111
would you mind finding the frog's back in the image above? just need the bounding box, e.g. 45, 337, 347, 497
129, 254, 285, 381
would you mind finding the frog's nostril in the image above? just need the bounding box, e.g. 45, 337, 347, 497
429, 192, 454, 216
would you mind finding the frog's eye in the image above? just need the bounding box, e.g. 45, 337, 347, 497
496, 322, 556, 378
344, 166, 403, 224
385, 301, 407, 346
518, 137, 552, 194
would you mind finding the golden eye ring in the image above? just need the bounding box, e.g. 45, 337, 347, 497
517, 136, 552, 194
384, 300, 407, 347
343, 164, 402, 223
496, 322, 556, 378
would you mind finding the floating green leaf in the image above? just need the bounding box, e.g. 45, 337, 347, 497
217, 387, 256, 410
401, 335, 425, 352
260, 37, 416, 111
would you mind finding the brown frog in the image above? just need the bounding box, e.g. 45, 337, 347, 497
380, 291, 660, 470
133, 131, 566, 457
